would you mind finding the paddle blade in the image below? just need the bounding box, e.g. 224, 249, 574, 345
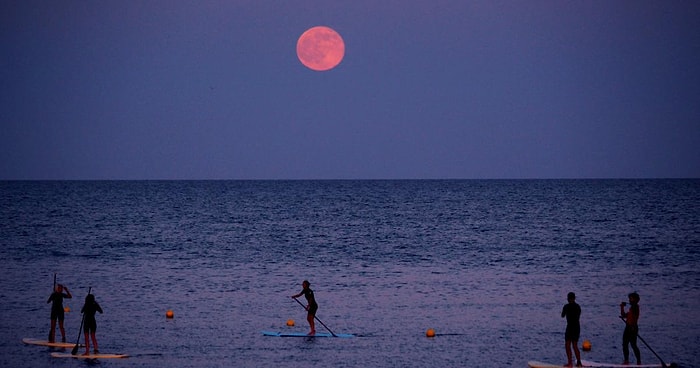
71, 343, 79, 355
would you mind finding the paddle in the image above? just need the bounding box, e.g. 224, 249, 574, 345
618, 316, 674, 368
292, 297, 337, 337
71, 287, 91, 355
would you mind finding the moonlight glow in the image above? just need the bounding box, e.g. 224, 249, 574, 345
296, 26, 345, 71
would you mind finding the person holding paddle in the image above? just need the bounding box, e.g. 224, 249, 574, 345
80, 293, 103, 355
291, 280, 318, 335
561, 292, 582, 367
47, 284, 72, 343
620, 292, 641, 365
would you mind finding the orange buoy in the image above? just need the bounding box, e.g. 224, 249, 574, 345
426, 328, 436, 337
286, 319, 295, 327
166, 309, 174, 319
582, 339, 591, 351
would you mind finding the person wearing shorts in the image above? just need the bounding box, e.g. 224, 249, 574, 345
47, 284, 72, 342
81, 293, 103, 355
561, 292, 582, 367
620, 292, 641, 365
292, 280, 318, 335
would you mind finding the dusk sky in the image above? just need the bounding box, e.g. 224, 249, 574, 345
2, 1, 699, 180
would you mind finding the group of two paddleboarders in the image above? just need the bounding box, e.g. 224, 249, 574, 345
47, 283, 103, 355
562, 291, 642, 367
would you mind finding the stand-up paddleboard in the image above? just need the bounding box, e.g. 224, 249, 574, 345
528, 360, 666, 368
22, 338, 83, 348
528, 362, 568, 368
51, 352, 128, 359
262, 331, 354, 338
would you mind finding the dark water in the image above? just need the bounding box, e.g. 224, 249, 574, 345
1, 180, 698, 367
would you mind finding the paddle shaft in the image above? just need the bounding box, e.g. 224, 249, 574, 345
293, 297, 337, 337
71, 287, 91, 355
619, 316, 667, 368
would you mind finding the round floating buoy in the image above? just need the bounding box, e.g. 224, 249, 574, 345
166, 309, 174, 319
286, 319, 295, 327
426, 328, 436, 338
64, 306, 70, 312
582, 339, 591, 351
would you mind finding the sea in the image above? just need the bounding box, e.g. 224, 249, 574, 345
0, 180, 698, 368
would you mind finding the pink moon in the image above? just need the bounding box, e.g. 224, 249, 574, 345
296, 26, 345, 71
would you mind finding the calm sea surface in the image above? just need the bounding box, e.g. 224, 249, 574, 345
0, 180, 698, 367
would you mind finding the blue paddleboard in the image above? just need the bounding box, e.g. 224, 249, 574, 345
262, 331, 354, 338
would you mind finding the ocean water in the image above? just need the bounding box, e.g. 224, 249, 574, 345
0, 180, 698, 367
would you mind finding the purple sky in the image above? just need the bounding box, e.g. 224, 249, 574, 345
2, 1, 699, 179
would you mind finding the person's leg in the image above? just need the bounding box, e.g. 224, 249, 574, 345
49, 319, 57, 342
572, 339, 581, 366
565, 340, 573, 366
622, 328, 630, 363
83, 330, 90, 355
90, 332, 99, 353
58, 320, 66, 342
630, 332, 641, 364
307, 313, 315, 334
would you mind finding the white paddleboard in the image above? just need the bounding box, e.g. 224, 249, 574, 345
51, 352, 129, 359
22, 338, 82, 348
528, 360, 665, 368
528, 362, 567, 368
581, 361, 666, 368
262, 331, 354, 338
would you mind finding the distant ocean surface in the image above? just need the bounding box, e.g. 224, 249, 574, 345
1, 180, 698, 367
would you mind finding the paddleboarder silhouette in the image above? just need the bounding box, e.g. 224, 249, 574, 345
620, 292, 641, 365
561, 292, 582, 367
81, 293, 103, 355
47, 284, 72, 343
291, 280, 318, 335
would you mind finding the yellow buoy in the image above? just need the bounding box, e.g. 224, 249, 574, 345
426, 328, 436, 337
582, 339, 592, 351
166, 309, 174, 319
63, 306, 70, 312
286, 319, 295, 327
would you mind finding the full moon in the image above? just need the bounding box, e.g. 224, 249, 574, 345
296, 26, 345, 71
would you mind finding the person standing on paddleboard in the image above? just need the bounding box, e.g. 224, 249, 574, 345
620, 292, 641, 365
81, 293, 103, 355
291, 280, 318, 335
47, 284, 72, 343
561, 292, 582, 367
